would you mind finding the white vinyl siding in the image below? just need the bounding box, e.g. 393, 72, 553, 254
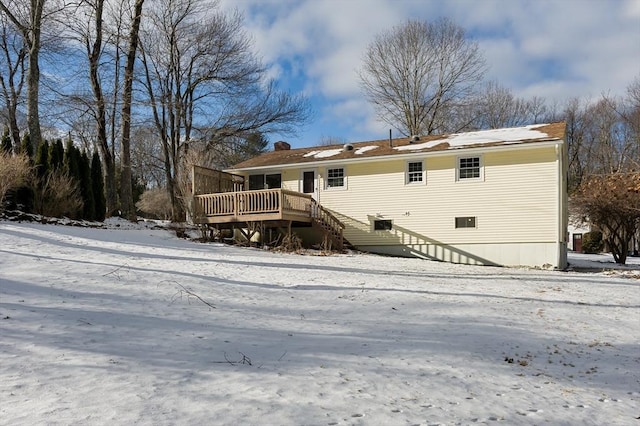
318, 146, 558, 247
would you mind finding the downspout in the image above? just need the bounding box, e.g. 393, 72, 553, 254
556, 141, 568, 269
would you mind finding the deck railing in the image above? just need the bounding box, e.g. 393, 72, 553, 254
310, 199, 345, 250
192, 165, 244, 195
193, 186, 345, 250
193, 188, 313, 220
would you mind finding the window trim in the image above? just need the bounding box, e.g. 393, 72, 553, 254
405, 160, 425, 185
456, 155, 483, 181
325, 167, 347, 190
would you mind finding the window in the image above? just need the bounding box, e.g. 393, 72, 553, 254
406, 161, 424, 184
248, 174, 264, 190
248, 173, 281, 190
458, 156, 481, 180
374, 219, 393, 230
326, 167, 345, 188
455, 216, 476, 228
265, 174, 281, 189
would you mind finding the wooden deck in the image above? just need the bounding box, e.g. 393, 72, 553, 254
192, 187, 345, 250
191, 165, 345, 250
193, 188, 315, 224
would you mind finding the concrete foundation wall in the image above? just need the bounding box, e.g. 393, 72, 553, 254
357, 242, 567, 269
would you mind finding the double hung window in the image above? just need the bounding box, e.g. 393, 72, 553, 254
458, 156, 481, 180
407, 161, 424, 184
326, 168, 345, 188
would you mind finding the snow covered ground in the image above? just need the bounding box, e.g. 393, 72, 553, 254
0, 220, 638, 426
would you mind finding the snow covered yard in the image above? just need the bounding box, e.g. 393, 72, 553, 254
0, 221, 638, 426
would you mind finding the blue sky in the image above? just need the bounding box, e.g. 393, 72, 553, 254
219, 0, 640, 148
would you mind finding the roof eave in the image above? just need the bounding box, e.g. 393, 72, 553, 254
226, 138, 564, 173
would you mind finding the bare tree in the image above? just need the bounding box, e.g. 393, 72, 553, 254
358, 18, 486, 137
472, 81, 532, 129
572, 172, 640, 264
615, 76, 640, 172
562, 97, 588, 192
0, 13, 26, 149
318, 135, 347, 146
0, 0, 48, 154
131, 125, 165, 188
119, 0, 144, 220
60, 0, 145, 218
139, 0, 309, 221
58, 0, 117, 216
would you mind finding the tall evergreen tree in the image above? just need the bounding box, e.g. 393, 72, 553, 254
34, 140, 50, 181
80, 151, 95, 220
48, 139, 64, 172
1, 127, 12, 154
91, 151, 106, 221
20, 133, 33, 159
64, 139, 82, 182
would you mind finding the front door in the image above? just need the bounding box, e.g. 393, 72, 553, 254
302, 169, 318, 200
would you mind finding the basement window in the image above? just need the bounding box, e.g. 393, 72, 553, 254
455, 216, 476, 228
374, 219, 393, 230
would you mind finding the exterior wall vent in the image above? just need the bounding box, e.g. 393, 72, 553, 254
343, 143, 354, 152
274, 141, 291, 151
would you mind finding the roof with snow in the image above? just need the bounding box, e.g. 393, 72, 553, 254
230, 122, 566, 171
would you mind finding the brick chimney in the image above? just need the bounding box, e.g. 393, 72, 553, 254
274, 141, 291, 151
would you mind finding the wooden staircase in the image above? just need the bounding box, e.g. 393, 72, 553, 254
309, 199, 345, 251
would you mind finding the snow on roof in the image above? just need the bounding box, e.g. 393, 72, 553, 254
230, 122, 565, 170
394, 125, 550, 152
303, 145, 378, 159
313, 148, 344, 158
354, 146, 378, 155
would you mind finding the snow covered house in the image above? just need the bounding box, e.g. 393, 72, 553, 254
192, 122, 568, 269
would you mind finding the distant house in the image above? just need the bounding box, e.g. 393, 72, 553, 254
192, 122, 568, 269
567, 218, 591, 252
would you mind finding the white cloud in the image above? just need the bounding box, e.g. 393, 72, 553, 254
220, 0, 640, 146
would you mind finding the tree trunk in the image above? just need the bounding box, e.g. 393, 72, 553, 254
119, 0, 145, 221
103, 158, 118, 216
25, 0, 44, 155
0, 0, 45, 155
86, 0, 117, 216
0, 42, 25, 151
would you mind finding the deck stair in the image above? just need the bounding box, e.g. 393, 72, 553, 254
191, 177, 346, 251
310, 200, 345, 251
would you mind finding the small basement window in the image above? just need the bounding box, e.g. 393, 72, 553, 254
374, 219, 393, 230
455, 216, 476, 228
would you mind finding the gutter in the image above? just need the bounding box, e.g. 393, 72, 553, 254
226, 139, 563, 173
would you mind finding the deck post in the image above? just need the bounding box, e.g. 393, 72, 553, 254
233, 192, 238, 218
191, 165, 196, 195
